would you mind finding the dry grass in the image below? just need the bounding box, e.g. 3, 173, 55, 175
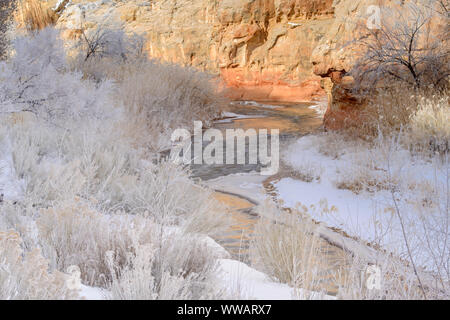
410, 94, 450, 153
0, 230, 79, 300
250, 200, 449, 299
250, 202, 325, 294
341, 84, 449, 156
344, 85, 419, 140
107, 237, 222, 300
36, 199, 155, 287
336, 255, 429, 300
0, 27, 231, 299
105, 59, 227, 152
16, 0, 56, 32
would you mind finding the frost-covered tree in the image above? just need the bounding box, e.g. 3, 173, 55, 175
0, 28, 115, 123
352, 2, 449, 89
79, 25, 145, 62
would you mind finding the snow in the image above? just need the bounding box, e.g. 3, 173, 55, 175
79, 257, 334, 300
275, 134, 448, 270
217, 259, 335, 300
308, 102, 327, 117
204, 172, 269, 205
78, 240, 331, 300
230, 101, 282, 109
215, 112, 264, 124
79, 285, 106, 300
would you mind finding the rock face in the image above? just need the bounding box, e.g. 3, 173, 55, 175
34, 0, 446, 128
41, 0, 335, 102
310, 0, 448, 129
310, 0, 379, 129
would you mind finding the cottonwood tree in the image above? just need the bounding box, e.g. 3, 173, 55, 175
351, 2, 449, 90
436, 0, 449, 15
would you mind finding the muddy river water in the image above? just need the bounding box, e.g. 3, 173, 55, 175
190, 100, 322, 258
189, 101, 351, 295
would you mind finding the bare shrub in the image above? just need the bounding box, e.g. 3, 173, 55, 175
340, 84, 449, 154
349, 86, 420, 139
336, 255, 429, 300
351, 2, 449, 90
0, 230, 79, 300
114, 60, 225, 152
0, 28, 116, 123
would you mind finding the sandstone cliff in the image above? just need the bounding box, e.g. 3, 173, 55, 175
28, 0, 446, 127
34, 0, 337, 102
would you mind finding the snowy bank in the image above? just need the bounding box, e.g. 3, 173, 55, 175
276, 134, 448, 271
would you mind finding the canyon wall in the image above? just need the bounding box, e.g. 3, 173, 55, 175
31, 0, 444, 128
37, 0, 338, 102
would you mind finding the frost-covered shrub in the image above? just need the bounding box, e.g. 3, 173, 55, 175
104, 59, 224, 152
4, 117, 131, 206
107, 243, 196, 300
107, 235, 223, 300
107, 243, 190, 300
337, 255, 427, 300
113, 160, 228, 235
0, 230, 79, 300
250, 202, 323, 292
0, 27, 116, 123
36, 199, 156, 287
4, 110, 227, 237
410, 95, 449, 153
120, 60, 223, 124
0, 201, 38, 252
0, 26, 229, 299
75, 26, 145, 71
70, 27, 225, 152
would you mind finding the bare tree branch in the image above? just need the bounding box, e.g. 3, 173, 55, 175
351, 2, 449, 91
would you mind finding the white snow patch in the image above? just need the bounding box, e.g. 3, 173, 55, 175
276, 134, 448, 271
79, 285, 107, 300
217, 259, 335, 300
204, 172, 268, 205
0, 137, 24, 201
230, 101, 282, 109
